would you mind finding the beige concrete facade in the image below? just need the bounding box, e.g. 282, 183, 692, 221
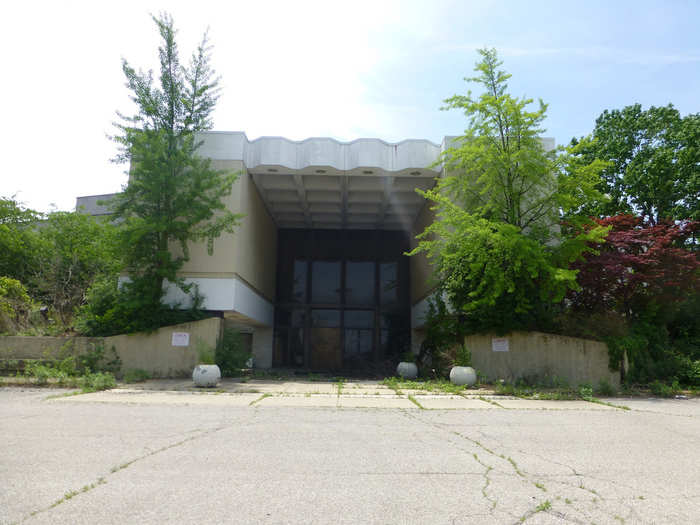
466, 331, 620, 388
409, 200, 436, 306
176, 161, 277, 302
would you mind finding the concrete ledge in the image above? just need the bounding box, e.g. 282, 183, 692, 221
467, 331, 620, 388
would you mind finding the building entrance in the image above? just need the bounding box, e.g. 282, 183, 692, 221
273, 230, 410, 373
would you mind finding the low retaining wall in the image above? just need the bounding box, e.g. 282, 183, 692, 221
0, 317, 223, 378
466, 331, 620, 388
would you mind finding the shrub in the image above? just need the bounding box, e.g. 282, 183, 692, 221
79, 372, 116, 393
454, 344, 471, 367
216, 328, 251, 376
0, 276, 32, 334
123, 368, 151, 383
578, 383, 594, 399
595, 380, 616, 397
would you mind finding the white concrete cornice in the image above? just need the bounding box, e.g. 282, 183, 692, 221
196, 131, 443, 174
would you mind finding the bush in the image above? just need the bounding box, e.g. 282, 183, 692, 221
216, 328, 251, 376
79, 372, 116, 392
595, 380, 616, 397
76, 277, 212, 336
0, 276, 32, 334
454, 344, 471, 367
123, 368, 151, 383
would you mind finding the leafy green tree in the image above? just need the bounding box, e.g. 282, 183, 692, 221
109, 13, 241, 326
411, 48, 607, 333
34, 212, 121, 325
436, 48, 606, 239
0, 196, 42, 285
574, 104, 700, 223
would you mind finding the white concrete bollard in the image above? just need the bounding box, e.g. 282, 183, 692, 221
192, 364, 221, 387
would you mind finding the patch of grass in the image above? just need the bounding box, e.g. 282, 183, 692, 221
381, 377, 468, 394
507, 456, 524, 477
478, 396, 504, 408
565, 498, 572, 504
123, 368, 151, 383
336, 377, 345, 396
249, 393, 271, 406
407, 394, 424, 409
650, 379, 681, 398
79, 372, 116, 393
535, 500, 552, 512
595, 379, 616, 397
534, 481, 546, 491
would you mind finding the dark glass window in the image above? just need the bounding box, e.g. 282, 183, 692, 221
344, 310, 374, 359
292, 259, 307, 303
380, 262, 398, 305
311, 261, 341, 304
345, 261, 375, 305
311, 309, 340, 328
290, 310, 306, 366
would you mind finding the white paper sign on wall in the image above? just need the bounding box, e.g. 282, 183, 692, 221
492, 337, 509, 352
171, 332, 190, 347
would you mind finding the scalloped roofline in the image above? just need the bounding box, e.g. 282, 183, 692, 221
199, 130, 443, 149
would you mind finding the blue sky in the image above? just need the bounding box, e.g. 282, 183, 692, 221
1, 0, 698, 211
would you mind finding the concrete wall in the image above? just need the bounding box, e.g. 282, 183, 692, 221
230, 170, 277, 302
466, 331, 619, 388
177, 160, 277, 304
410, 200, 436, 305
0, 318, 224, 378
109, 318, 222, 377
0, 336, 101, 360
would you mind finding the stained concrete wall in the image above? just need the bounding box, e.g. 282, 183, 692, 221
410, 200, 436, 305
230, 170, 277, 302
109, 318, 222, 377
0, 318, 224, 378
466, 331, 620, 388
0, 337, 101, 360
175, 161, 277, 302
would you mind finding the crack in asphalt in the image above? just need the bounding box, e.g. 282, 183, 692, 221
16, 411, 260, 524
398, 409, 650, 525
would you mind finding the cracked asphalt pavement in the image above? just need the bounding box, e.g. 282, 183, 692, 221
1, 387, 699, 524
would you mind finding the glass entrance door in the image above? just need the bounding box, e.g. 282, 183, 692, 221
274, 229, 410, 372
310, 310, 341, 371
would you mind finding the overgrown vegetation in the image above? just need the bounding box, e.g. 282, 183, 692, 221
215, 328, 251, 376
412, 48, 699, 390
18, 341, 120, 392
102, 13, 241, 334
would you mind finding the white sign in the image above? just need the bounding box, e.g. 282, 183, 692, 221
492, 337, 509, 352
171, 332, 190, 347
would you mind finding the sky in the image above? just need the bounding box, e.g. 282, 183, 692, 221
1, 0, 699, 212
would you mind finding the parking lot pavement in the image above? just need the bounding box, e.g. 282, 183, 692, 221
1, 387, 699, 524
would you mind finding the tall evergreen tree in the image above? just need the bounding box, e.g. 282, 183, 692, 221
110, 13, 241, 321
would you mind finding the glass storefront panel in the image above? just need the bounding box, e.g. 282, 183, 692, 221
345, 261, 375, 305
275, 230, 410, 371
311, 261, 341, 304
379, 262, 398, 305
292, 259, 307, 303
344, 310, 374, 362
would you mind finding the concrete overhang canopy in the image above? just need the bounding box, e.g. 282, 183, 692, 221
197, 132, 442, 230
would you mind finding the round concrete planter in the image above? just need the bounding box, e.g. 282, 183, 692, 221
396, 361, 418, 379
192, 364, 221, 387
450, 366, 476, 386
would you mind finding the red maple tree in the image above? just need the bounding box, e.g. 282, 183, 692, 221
569, 215, 699, 316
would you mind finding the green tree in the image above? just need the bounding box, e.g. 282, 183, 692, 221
34, 212, 121, 326
574, 104, 700, 223
0, 196, 42, 285
110, 13, 241, 326
411, 49, 607, 332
